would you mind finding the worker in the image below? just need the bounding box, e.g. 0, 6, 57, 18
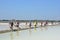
15, 22, 21, 29
29, 22, 31, 28
44, 21, 48, 26
40, 21, 43, 27
9, 22, 14, 30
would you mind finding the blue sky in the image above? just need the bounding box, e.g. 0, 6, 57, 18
0, 0, 60, 20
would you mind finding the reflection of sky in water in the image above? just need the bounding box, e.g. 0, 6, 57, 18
0, 25, 60, 40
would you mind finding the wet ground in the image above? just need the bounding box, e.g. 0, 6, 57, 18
0, 25, 60, 40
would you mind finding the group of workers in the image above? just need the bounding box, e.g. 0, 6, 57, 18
9, 21, 21, 30
40, 21, 48, 27
9, 21, 48, 30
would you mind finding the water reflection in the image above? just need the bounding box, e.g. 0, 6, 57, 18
0, 25, 60, 40
10, 31, 20, 40
28, 29, 32, 36
39, 26, 48, 31
9, 26, 48, 40
16, 29, 20, 36
10, 31, 13, 40
34, 26, 37, 32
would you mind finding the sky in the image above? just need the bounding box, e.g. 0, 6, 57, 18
0, 0, 60, 20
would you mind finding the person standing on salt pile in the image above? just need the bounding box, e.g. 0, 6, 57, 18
44, 21, 48, 26
34, 21, 37, 32
15, 22, 21, 29
34, 21, 37, 27
29, 22, 31, 28
43, 21, 48, 30
9, 22, 14, 30
40, 21, 43, 27
25, 22, 28, 28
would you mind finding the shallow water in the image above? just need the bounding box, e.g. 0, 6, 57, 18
0, 25, 60, 40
